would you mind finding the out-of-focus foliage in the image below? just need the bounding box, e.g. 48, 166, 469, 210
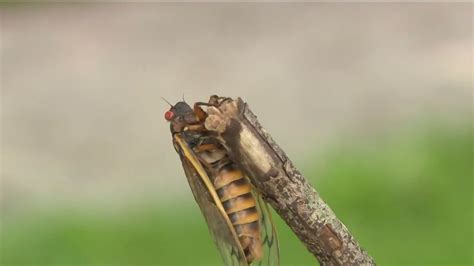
312, 123, 473, 265
1, 123, 472, 265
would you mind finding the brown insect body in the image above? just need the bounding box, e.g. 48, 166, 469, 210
166, 98, 263, 263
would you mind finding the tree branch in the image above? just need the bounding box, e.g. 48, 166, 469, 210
205, 97, 375, 265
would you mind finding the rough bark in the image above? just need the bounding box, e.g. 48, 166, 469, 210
204, 97, 375, 266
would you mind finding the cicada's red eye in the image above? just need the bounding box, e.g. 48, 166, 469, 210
164, 110, 174, 121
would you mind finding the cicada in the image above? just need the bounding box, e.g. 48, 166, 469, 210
164, 95, 279, 266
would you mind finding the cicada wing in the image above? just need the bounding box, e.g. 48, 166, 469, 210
174, 135, 248, 266
252, 190, 280, 266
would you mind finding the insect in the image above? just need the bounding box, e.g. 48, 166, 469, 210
164, 95, 279, 266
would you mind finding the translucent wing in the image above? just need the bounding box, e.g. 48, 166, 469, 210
174, 134, 248, 266
252, 190, 280, 266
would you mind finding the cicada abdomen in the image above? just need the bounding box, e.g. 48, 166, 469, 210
165, 97, 279, 265
194, 137, 263, 262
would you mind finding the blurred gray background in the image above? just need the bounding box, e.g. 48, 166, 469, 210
1, 3, 471, 215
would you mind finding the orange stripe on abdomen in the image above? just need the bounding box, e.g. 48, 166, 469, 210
214, 167, 243, 189
216, 178, 252, 202
228, 207, 259, 225
223, 193, 257, 214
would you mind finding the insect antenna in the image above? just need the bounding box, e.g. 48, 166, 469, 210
161, 97, 173, 107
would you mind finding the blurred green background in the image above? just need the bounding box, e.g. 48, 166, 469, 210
1, 3, 472, 266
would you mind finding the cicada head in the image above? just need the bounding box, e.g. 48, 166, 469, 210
164, 101, 199, 134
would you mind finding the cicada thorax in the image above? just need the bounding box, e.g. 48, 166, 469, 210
192, 135, 263, 263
